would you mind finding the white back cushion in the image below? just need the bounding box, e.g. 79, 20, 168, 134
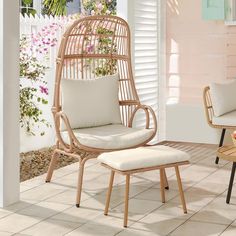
61, 74, 121, 129
210, 81, 236, 117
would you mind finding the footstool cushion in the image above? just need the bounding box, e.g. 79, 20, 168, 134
98, 145, 190, 171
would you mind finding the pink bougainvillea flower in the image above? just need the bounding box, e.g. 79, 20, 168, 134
97, 3, 103, 10
39, 85, 49, 95
86, 44, 94, 53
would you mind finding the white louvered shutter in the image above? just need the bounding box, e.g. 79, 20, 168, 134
131, 0, 160, 143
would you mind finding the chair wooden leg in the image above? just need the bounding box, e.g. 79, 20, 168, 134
163, 169, 169, 190
76, 158, 86, 208
215, 128, 226, 164
175, 166, 187, 214
104, 171, 115, 215
124, 174, 130, 228
45, 150, 58, 183
160, 168, 165, 203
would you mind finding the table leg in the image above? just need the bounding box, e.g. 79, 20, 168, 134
226, 162, 236, 204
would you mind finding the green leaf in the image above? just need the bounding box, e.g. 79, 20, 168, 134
42, 99, 48, 104
23, 0, 33, 5
28, 9, 37, 16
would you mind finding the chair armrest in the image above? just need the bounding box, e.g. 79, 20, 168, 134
203, 86, 214, 127
54, 111, 78, 152
128, 104, 157, 134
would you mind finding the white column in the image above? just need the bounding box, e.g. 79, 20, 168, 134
0, 0, 20, 207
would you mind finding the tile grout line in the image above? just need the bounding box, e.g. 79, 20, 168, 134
15, 171, 148, 235
14, 202, 74, 235
14, 170, 108, 234
19, 160, 99, 194
166, 166, 231, 235
62, 179, 159, 235
218, 220, 236, 235
0, 186, 75, 233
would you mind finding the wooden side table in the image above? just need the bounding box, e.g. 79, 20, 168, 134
217, 146, 236, 204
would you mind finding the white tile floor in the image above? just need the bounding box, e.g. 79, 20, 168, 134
1, 142, 236, 235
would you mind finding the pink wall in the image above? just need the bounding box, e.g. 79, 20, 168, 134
166, 0, 236, 105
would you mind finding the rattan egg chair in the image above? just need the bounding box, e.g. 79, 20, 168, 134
45, 15, 157, 207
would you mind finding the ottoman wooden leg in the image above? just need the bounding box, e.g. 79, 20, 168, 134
175, 166, 187, 214
160, 169, 166, 203
124, 174, 130, 228
104, 171, 115, 215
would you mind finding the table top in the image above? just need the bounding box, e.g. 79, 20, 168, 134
217, 146, 236, 162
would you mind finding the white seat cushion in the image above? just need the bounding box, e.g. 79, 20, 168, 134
210, 81, 236, 117
98, 145, 190, 171
61, 124, 154, 150
212, 110, 236, 127
61, 74, 121, 129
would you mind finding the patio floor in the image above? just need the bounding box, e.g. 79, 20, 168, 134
1, 142, 236, 235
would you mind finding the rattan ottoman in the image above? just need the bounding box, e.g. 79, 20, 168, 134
98, 145, 190, 227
